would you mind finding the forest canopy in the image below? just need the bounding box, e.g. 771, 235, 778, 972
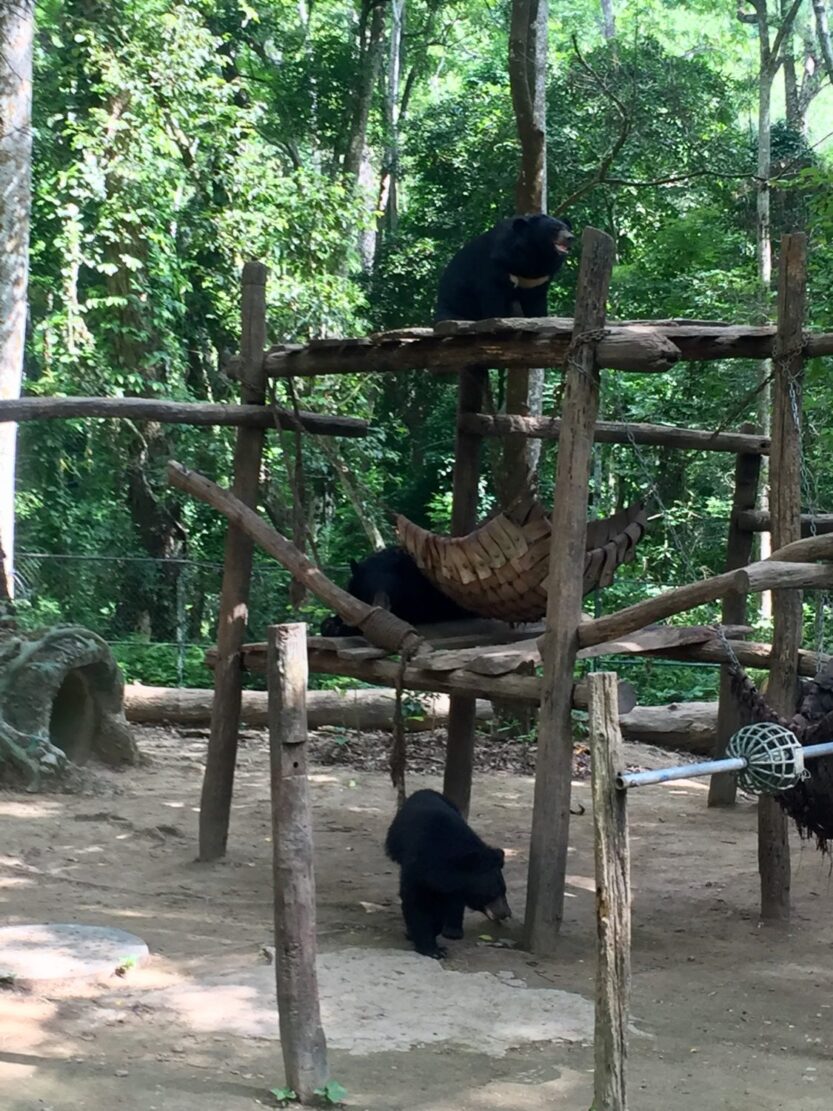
8, 0, 833, 693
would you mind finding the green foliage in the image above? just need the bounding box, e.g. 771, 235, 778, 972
19, 0, 833, 703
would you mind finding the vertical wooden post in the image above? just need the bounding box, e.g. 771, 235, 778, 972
268, 623, 328, 1103
443, 365, 486, 817
708, 424, 762, 807
525, 228, 615, 953
589, 671, 630, 1111
759, 232, 806, 921
199, 262, 268, 861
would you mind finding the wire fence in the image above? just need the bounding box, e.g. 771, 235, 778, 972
14, 552, 340, 689
9, 547, 739, 704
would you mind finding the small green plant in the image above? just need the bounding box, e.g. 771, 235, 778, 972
269, 1087, 297, 1106
114, 955, 138, 977
268, 1080, 348, 1106
315, 1080, 348, 1105
402, 693, 427, 722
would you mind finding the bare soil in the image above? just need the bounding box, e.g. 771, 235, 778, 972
2, 723, 833, 1110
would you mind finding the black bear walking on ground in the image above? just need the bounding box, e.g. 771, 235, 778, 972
385, 789, 511, 958
434, 212, 574, 323
320, 546, 473, 636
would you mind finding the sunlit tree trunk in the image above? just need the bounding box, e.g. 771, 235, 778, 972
343, 0, 387, 271
739, 0, 803, 619
600, 0, 616, 40
0, 0, 34, 599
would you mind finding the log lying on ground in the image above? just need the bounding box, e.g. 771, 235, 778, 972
0, 397, 368, 437
618, 702, 716, 756
167, 461, 421, 655
126, 682, 717, 755
124, 684, 492, 731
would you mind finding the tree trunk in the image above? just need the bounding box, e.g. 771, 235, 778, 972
504, 0, 548, 503
0, 0, 34, 598
343, 0, 387, 271
378, 0, 405, 237
813, 0, 833, 81
600, 0, 616, 40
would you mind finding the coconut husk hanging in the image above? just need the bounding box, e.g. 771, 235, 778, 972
730, 659, 833, 849
395, 492, 647, 623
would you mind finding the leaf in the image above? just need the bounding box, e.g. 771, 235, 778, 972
269, 1086, 297, 1104
315, 1079, 349, 1104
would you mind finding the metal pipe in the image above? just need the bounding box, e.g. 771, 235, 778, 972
616, 757, 746, 790
616, 738, 833, 791
797, 741, 833, 760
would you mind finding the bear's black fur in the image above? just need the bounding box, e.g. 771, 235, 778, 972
435, 212, 574, 322
385, 788, 511, 958
319, 546, 473, 636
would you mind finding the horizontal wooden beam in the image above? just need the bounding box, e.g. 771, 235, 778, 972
257, 318, 833, 378
459, 413, 770, 455
0, 396, 368, 437
263, 326, 680, 376
736, 509, 833, 535
204, 641, 637, 713
640, 637, 829, 677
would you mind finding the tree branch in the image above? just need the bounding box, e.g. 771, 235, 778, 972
556, 35, 631, 212
812, 0, 833, 82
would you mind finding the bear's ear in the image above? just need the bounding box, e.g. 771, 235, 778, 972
562, 217, 573, 231
349, 559, 360, 574
512, 216, 529, 232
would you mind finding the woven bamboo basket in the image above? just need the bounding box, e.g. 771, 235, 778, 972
396, 495, 647, 622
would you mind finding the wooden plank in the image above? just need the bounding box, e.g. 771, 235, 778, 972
575, 624, 723, 660
199, 261, 269, 862
589, 672, 631, 1111
526, 227, 616, 955
759, 233, 807, 922
459, 413, 771, 455
414, 637, 542, 675
445, 365, 487, 818
268, 624, 328, 1102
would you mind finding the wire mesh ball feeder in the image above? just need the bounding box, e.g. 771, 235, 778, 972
726, 722, 807, 794
615, 720, 828, 793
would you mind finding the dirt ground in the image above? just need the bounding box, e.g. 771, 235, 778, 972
2, 723, 833, 1111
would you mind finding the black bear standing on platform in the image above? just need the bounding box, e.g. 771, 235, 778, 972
319, 547, 474, 636
385, 789, 512, 959
434, 212, 575, 322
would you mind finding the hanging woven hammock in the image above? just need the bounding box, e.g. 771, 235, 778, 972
396, 494, 647, 622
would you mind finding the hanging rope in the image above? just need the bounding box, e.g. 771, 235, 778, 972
390, 641, 418, 809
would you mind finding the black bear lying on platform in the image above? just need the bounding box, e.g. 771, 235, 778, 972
320, 546, 473, 636
435, 212, 574, 322
385, 789, 511, 958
